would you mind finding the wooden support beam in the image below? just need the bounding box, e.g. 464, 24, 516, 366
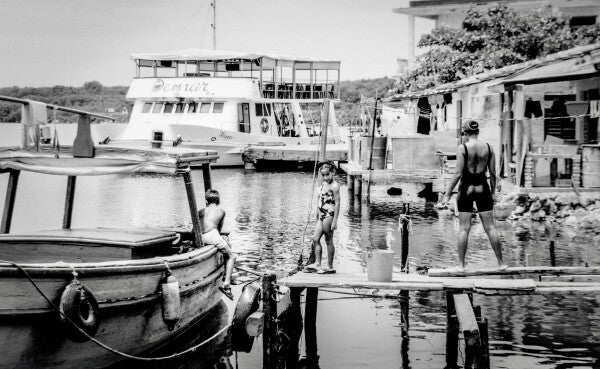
1, 170, 20, 234
400, 203, 410, 271
477, 317, 490, 369
347, 174, 354, 194
62, 176, 76, 229
304, 287, 319, 366
540, 275, 600, 283
445, 293, 459, 369
182, 170, 203, 247
202, 163, 212, 191
318, 99, 330, 163
453, 293, 481, 348
429, 265, 600, 277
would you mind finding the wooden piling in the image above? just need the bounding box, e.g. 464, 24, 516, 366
285, 288, 304, 369
354, 175, 362, 201
262, 273, 278, 369
400, 203, 410, 336
400, 203, 410, 271
348, 174, 354, 194
304, 288, 319, 366
201, 163, 212, 191
1, 170, 20, 234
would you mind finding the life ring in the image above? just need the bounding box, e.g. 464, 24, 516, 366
231, 282, 261, 352
59, 279, 100, 342
260, 118, 269, 133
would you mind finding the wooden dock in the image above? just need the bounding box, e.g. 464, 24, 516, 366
258, 266, 600, 369
241, 142, 347, 168
280, 269, 600, 295
340, 162, 441, 203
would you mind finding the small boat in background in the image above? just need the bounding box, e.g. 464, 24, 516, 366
0, 96, 242, 368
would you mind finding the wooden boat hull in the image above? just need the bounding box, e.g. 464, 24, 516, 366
0, 246, 224, 369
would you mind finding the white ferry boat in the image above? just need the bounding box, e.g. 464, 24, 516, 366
117, 49, 344, 166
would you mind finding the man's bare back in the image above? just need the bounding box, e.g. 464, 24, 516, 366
200, 204, 225, 234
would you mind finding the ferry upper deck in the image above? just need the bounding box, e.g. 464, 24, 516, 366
130, 49, 341, 100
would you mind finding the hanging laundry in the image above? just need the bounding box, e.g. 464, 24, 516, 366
524, 99, 543, 118
590, 100, 600, 118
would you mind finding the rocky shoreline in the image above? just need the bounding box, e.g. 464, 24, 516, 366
496, 192, 600, 234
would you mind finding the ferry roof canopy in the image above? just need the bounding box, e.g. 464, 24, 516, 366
0, 146, 218, 176
131, 49, 341, 71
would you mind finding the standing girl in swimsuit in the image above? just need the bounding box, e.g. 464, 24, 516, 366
442, 120, 506, 272
305, 162, 340, 274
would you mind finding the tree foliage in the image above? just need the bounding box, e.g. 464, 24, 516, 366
397, 3, 600, 92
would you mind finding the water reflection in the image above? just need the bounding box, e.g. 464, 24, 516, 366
1, 168, 600, 368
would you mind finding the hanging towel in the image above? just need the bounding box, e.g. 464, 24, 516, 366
23, 101, 47, 147
590, 100, 599, 119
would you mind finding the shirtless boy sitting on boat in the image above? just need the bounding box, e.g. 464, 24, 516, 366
200, 189, 237, 300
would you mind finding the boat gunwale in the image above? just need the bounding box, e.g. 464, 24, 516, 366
0, 245, 220, 276
0, 264, 224, 317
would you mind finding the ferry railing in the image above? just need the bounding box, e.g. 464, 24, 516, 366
260, 83, 336, 100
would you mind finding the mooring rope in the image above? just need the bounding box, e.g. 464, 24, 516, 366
0, 259, 230, 362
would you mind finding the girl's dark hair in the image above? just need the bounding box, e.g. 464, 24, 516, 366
319, 162, 335, 174
206, 189, 220, 205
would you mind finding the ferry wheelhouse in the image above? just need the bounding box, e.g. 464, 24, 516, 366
119, 49, 343, 166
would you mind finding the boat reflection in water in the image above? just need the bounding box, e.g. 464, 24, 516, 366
111, 301, 233, 369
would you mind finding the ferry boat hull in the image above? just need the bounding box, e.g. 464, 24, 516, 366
0, 245, 224, 369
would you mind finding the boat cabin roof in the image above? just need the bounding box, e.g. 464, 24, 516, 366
131, 48, 341, 71
0, 145, 218, 176
0, 228, 178, 248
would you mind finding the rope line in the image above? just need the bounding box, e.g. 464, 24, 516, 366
0, 259, 230, 362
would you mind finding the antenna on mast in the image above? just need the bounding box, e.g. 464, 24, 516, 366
211, 0, 216, 50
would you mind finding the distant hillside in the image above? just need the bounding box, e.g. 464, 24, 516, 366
0, 81, 130, 123
0, 78, 395, 125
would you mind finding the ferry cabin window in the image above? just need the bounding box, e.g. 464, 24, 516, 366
142, 102, 153, 113
152, 103, 163, 113
175, 103, 185, 113
213, 103, 224, 113
255, 103, 272, 117
187, 102, 197, 113
163, 102, 174, 114
199, 103, 211, 113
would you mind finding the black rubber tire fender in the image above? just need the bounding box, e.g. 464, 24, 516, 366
58, 280, 100, 343
231, 282, 261, 353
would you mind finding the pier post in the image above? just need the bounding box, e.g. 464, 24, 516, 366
400, 203, 410, 336
400, 203, 410, 272
202, 163, 212, 191
354, 175, 361, 201
348, 174, 354, 194
361, 176, 369, 204
285, 288, 304, 369
1, 170, 20, 234
262, 273, 278, 369
304, 288, 319, 367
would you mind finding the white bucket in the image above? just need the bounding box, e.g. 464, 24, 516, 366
366, 250, 394, 282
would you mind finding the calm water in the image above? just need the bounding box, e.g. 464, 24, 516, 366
2, 168, 600, 368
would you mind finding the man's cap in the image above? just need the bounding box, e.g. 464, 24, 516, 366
461, 120, 479, 133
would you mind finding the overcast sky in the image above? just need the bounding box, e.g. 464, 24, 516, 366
0, 0, 434, 87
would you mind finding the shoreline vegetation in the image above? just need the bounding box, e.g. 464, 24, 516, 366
0, 77, 396, 125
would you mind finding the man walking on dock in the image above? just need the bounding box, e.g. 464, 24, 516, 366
442, 120, 506, 272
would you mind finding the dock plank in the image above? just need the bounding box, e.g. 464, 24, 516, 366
453, 294, 480, 347
243, 143, 347, 162
429, 266, 600, 277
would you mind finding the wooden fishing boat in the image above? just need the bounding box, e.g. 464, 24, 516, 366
0, 140, 230, 368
